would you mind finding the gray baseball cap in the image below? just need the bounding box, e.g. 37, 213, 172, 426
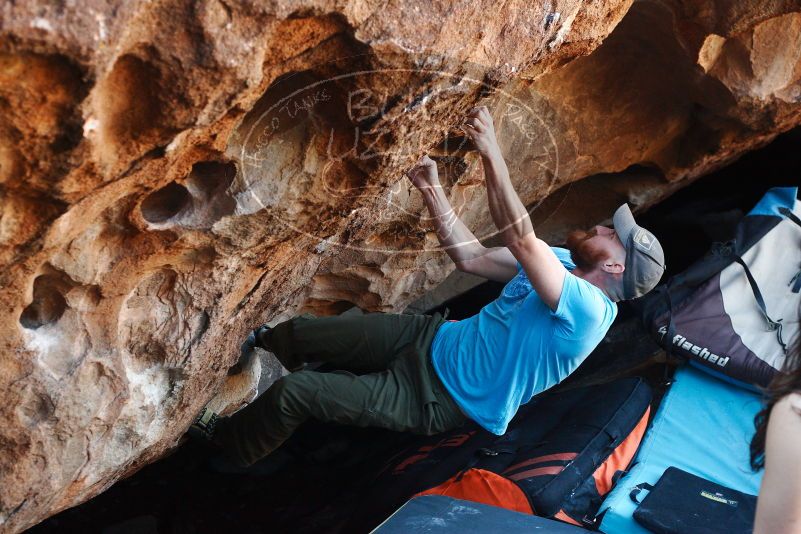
612, 203, 666, 300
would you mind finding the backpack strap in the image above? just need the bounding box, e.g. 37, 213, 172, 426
629, 482, 654, 504
779, 206, 801, 229
779, 207, 801, 293
731, 255, 787, 353
661, 280, 677, 385
790, 271, 801, 294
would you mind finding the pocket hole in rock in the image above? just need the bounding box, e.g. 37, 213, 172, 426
141, 161, 237, 229
140, 182, 191, 224
20, 275, 69, 329
183, 160, 237, 228
94, 53, 172, 168
186, 161, 237, 200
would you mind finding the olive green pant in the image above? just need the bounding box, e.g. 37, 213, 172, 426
213, 313, 466, 466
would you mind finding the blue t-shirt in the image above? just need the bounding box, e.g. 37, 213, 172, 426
430, 247, 617, 435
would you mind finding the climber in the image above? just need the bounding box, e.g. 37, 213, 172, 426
188, 106, 666, 468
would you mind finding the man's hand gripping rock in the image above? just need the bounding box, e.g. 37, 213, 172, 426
463, 106, 501, 157
406, 154, 441, 193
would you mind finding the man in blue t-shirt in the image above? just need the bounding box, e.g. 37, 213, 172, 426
189, 107, 666, 467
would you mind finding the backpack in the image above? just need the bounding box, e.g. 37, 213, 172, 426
639, 187, 801, 387
417, 377, 652, 528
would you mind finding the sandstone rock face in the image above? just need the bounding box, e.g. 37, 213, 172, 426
1, 0, 800, 531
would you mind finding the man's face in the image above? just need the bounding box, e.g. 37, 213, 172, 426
566, 225, 626, 270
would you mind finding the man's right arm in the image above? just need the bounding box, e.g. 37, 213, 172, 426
464, 106, 567, 311
409, 156, 518, 283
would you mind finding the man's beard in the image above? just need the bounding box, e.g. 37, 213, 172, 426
565, 229, 606, 270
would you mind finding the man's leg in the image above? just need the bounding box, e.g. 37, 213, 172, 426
264, 313, 439, 373
213, 349, 465, 466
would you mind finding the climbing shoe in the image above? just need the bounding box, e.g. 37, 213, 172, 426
187, 406, 219, 441
227, 325, 272, 376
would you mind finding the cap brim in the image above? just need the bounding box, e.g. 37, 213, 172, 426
613, 203, 636, 243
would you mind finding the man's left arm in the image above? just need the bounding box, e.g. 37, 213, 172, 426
464, 106, 566, 311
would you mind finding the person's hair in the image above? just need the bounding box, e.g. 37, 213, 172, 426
750, 324, 801, 470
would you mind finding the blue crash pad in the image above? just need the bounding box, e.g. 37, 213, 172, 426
373, 495, 589, 533
599, 365, 764, 533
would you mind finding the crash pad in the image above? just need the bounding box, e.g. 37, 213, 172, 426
598, 364, 764, 533
373, 494, 589, 533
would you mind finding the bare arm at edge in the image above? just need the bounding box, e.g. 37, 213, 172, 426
754, 393, 801, 534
